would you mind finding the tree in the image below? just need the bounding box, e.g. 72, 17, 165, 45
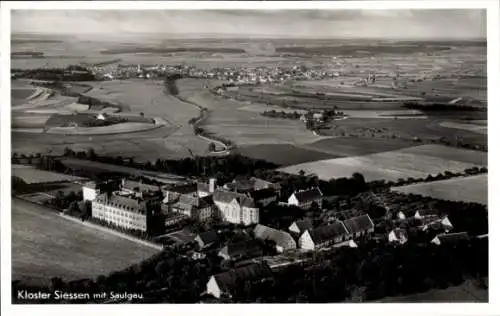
87, 148, 97, 160
208, 142, 216, 152
140, 112, 144, 117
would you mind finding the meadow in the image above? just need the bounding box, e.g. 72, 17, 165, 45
279, 144, 486, 182
391, 174, 487, 205
12, 199, 160, 285
12, 164, 86, 184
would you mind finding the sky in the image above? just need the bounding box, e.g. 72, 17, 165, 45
11, 10, 486, 39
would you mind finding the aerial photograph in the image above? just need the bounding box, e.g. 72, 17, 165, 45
10, 8, 488, 304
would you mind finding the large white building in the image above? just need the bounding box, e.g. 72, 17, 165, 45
213, 190, 259, 226
298, 222, 351, 250
92, 193, 161, 232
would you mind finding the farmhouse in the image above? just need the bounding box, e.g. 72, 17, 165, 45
91, 193, 162, 232
431, 232, 469, 246
388, 228, 408, 245
288, 219, 313, 235
206, 263, 273, 299
195, 231, 220, 250
287, 187, 323, 210
253, 224, 297, 253
342, 214, 375, 238
218, 239, 263, 261
213, 190, 259, 226
299, 222, 350, 250
420, 216, 454, 233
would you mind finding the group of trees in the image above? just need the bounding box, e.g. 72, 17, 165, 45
227, 237, 487, 303
11, 66, 97, 82
261, 110, 301, 120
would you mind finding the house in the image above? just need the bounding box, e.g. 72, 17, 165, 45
431, 232, 469, 246
288, 219, 313, 235
198, 178, 217, 197
213, 190, 259, 226
388, 228, 408, 245
287, 187, 323, 210
342, 214, 375, 238
420, 216, 454, 233
164, 212, 189, 228
298, 222, 350, 250
206, 263, 272, 299
218, 239, 263, 261
249, 188, 278, 206
414, 209, 439, 220
120, 179, 161, 196
253, 224, 296, 253
170, 194, 214, 222
397, 211, 406, 220
162, 183, 198, 204
223, 177, 280, 194
195, 231, 220, 249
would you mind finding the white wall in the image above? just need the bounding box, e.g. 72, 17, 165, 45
207, 276, 222, 298
83, 187, 97, 201
299, 231, 315, 250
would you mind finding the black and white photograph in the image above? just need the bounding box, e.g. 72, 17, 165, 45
1, 0, 498, 312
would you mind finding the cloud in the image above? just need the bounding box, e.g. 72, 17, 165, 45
11, 9, 486, 39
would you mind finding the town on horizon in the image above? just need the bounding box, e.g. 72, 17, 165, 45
7, 6, 490, 307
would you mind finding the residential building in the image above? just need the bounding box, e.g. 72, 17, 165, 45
223, 177, 280, 194
213, 190, 259, 226
388, 228, 408, 245
218, 239, 263, 261
82, 179, 120, 201
171, 194, 214, 222
206, 263, 273, 299
287, 187, 323, 210
431, 232, 469, 246
253, 224, 296, 253
198, 178, 217, 197
91, 192, 162, 233
420, 216, 454, 233
120, 179, 161, 196
397, 211, 406, 220
195, 231, 220, 249
249, 188, 278, 207
163, 183, 198, 204
414, 209, 439, 220
288, 219, 313, 235
299, 222, 351, 250
164, 212, 189, 228
342, 214, 375, 238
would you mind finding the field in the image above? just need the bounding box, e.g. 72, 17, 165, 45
12, 164, 86, 184
237, 144, 338, 166
391, 174, 487, 205
279, 144, 486, 182
375, 279, 488, 302
12, 198, 160, 285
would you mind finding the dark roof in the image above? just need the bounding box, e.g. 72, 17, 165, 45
167, 183, 198, 194
250, 188, 277, 201
343, 214, 374, 234
197, 231, 219, 245
253, 225, 296, 249
415, 209, 439, 217
292, 187, 322, 203
224, 177, 280, 193
212, 263, 272, 294
290, 219, 313, 233
122, 179, 160, 193
435, 232, 469, 244
221, 239, 262, 259
94, 193, 144, 214
309, 222, 349, 244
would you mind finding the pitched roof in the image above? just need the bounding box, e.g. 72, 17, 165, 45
177, 194, 213, 208
435, 232, 469, 244
222, 239, 262, 258
213, 190, 256, 208
309, 222, 349, 244
167, 183, 198, 194
390, 228, 408, 240
197, 231, 219, 245
122, 179, 160, 193
253, 225, 296, 249
415, 209, 439, 217
212, 263, 272, 294
292, 187, 323, 203
250, 188, 277, 201
343, 214, 374, 235
290, 219, 313, 233
94, 193, 144, 214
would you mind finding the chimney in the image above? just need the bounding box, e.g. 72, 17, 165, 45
209, 178, 216, 193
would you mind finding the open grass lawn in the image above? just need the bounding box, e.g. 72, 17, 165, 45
391, 174, 487, 205
12, 165, 86, 184
304, 137, 415, 157
279, 144, 485, 182
12, 199, 160, 285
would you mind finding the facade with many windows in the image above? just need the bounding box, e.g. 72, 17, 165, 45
92, 193, 161, 232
